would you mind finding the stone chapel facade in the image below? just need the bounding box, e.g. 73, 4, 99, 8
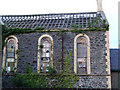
1, 0, 111, 88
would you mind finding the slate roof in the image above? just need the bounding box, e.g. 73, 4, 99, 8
110, 49, 120, 71
1, 11, 108, 30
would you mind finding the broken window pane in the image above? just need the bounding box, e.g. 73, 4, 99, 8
6, 38, 15, 73
7, 52, 14, 57
40, 37, 51, 73
77, 37, 87, 74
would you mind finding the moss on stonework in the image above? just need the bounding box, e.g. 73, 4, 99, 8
2, 24, 108, 48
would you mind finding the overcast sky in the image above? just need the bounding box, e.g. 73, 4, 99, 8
0, 0, 119, 48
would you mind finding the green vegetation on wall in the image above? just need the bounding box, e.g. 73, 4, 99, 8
10, 50, 79, 88
2, 18, 109, 88
2, 26, 45, 47
2, 18, 108, 48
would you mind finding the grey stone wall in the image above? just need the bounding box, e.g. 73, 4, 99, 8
74, 76, 108, 88
2, 75, 108, 88
2, 31, 110, 88
2, 75, 14, 87
16, 31, 107, 74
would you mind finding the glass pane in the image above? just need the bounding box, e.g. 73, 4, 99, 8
41, 64, 44, 69
42, 43, 45, 46
45, 42, 50, 47
7, 41, 15, 47
79, 68, 86, 73
82, 45, 87, 57
46, 64, 49, 72
77, 44, 82, 57
46, 58, 49, 62
43, 48, 46, 52
41, 62, 49, 73
6, 39, 15, 73
8, 39, 15, 44
6, 62, 15, 72
7, 45, 14, 52
7, 52, 14, 57
40, 37, 51, 73
46, 52, 49, 57
42, 48, 50, 53
77, 37, 87, 58
7, 58, 14, 62
7, 48, 12, 52
7, 39, 15, 58
10, 62, 14, 71
41, 57, 49, 62
41, 53, 46, 57
77, 37, 87, 43
46, 48, 50, 52
46, 64, 49, 67
6, 67, 10, 72
77, 44, 87, 58
11, 48, 14, 52
77, 58, 87, 74
46, 69, 49, 72
43, 58, 46, 61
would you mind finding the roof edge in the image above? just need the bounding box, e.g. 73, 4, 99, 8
1, 12, 97, 17
97, 11, 109, 25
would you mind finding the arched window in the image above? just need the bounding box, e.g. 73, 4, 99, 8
37, 35, 53, 73
74, 34, 90, 74
2, 35, 18, 73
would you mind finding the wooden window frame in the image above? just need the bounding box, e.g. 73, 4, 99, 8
2, 35, 18, 73
74, 34, 90, 74
37, 34, 53, 73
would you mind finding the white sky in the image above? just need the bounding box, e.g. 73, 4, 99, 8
0, 0, 119, 48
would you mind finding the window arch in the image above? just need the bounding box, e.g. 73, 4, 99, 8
2, 35, 18, 73
37, 35, 53, 73
74, 34, 90, 74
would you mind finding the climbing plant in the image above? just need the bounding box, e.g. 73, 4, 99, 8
71, 18, 109, 32
2, 17, 109, 88
2, 25, 46, 48
2, 18, 108, 48
10, 50, 79, 88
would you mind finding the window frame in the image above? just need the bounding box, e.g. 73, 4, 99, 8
37, 34, 53, 73
2, 35, 18, 73
74, 34, 90, 74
